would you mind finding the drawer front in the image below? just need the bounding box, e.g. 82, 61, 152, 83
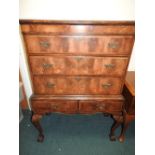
21, 24, 135, 35
30, 56, 128, 76
79, 100, 123, 114
32, 100, 78, 114
25, 35, 134, 55
33, 76, 123, 95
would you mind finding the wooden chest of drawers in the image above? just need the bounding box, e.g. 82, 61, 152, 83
20, 20, 135, 142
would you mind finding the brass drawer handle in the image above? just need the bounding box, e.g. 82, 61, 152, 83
75, 56, 83, 61
104, 64, 115, 68
108, 42, 119, 49
42, 63, 53, 68
75, 77, 81, 81
40, 41, 50, 48
51, 105, 58, 110
102, 83, 112, 88
96, 104, 106, 110
46, 82, 55, 88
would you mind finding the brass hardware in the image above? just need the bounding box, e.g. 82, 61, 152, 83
102, 83, 112, 88
108, 42, 119, 49
42, 63, 53, 68
75, 56, 83, 61
40, 41, 50, 48
96, 104, 106, 110
52, 105, 58, 110
104, 64, 115, 68
46, 82, 55, 88
75, 77, 81, 81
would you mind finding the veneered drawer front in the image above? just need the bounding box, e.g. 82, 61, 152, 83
79, 100, 123, 114
31, 100, 78, 114
25, 35, 134, 55
21, 24, 135, 35
30, 56, 128, 76
33, 76, 123, 95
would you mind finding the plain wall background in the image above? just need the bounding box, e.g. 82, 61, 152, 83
19, 0, 135, 108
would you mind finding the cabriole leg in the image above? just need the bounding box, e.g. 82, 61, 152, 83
31, 113, 44, 142
109, 115, 123, 141
118, 113, 135, 142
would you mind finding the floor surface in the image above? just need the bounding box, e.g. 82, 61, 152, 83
20, 110, 135, 155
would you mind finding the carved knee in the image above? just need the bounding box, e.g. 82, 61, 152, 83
113, 115, 123, 123
32, 114, 42, 123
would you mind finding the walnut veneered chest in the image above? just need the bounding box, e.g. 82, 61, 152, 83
20, 20, 135, 142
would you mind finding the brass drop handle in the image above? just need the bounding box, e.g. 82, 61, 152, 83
75, 56, 83, 61
75, 77, 81, 81
46, 82, 55, 88
51, 105, 58, 110
104, 64, 115, 68
96, 104, 106, 110
108, 42, 119, 49
42, 63, 53, 69
102, 83, 112, 88
40, 41, 50, 48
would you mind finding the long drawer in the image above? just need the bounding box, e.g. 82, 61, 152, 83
21, 23, 134, 35
25, 35, 134, 55
30, 56, 128, 76
33, 76, 123, 95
